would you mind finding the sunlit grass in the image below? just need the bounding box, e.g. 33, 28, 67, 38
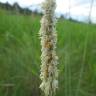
0, 9, 96, 96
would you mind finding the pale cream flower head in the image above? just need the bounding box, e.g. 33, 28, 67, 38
39, 0, 59, 96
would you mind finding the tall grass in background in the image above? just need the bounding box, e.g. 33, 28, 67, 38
0, 9, 96, 96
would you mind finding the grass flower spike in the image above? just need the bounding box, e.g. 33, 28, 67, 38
39, 0, 59, 96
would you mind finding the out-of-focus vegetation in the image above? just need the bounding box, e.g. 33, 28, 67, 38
0, 2, 32, 15
0, 9, 96, 96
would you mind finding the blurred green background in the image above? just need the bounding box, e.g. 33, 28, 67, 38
0, 9, 96, 96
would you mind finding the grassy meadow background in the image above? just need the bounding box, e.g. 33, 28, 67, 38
0, 9, 96, 96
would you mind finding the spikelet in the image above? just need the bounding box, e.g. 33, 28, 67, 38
39, 0, 59, 96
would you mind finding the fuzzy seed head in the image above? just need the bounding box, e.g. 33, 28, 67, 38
39, 0, 59, 96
